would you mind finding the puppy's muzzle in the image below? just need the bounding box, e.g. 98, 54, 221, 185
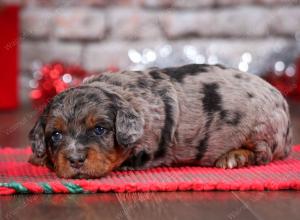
66, 152, 87, 169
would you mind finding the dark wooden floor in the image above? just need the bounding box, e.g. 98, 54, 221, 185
1, 101, 300, 220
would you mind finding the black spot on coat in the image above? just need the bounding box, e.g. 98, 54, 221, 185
149, 70, 164, 80
215, 64, 226, 69
220, 110, 242, 126
234, 74, 242, 79
247, 92, 254, 98
196, 133, 209, 160
202, 83, 222, 115
161, 64, 210, 82
154, 94, 176, 159
197, 82, 225, 159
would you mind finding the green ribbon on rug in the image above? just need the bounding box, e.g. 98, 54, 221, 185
63, 182, 85, 193
0, 182, 86, 194
39, 183, 53, 194
0, 182, 29, 193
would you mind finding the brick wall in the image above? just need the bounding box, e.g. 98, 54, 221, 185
15, 0, 300, 102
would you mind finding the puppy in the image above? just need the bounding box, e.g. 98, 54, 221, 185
29, 64, 292, 178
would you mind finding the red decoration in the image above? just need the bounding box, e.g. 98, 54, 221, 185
1, 146, 300, 194
29, 62, 88, 107
264, 57, 300, 101
289, 58, 300, 100
0, 6, 19, 109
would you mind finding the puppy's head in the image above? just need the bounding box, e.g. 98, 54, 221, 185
29, 86, 144, 178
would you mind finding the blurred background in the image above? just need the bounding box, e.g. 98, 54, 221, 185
1, 2, 300, 217
1, 0, 300, 106
0, 0, 300, 146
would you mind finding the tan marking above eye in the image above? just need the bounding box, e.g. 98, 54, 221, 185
45, 116, 67, 134
85, 114, 109, 130
85, 114, 97, 128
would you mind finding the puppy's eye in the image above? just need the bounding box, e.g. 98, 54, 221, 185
51, 131, 63, 142
94, 126, 106, 136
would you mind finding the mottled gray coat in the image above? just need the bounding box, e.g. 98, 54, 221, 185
29, 64, 292, 178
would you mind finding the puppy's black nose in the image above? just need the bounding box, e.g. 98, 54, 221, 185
68, 154, 86, 169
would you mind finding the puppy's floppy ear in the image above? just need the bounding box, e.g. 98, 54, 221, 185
100, 88, 144, 146
28, 109, 49, 166
115, 106, 144, 146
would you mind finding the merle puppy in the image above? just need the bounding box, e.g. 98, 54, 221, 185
29, 64, 292, 178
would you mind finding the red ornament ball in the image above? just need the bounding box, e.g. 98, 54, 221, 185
29, 62, 88, 107
264, 57, 300, 101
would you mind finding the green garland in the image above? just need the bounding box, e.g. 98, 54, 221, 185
0, 182, 86, 194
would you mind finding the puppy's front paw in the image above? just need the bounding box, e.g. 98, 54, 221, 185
215, 149, 255, 169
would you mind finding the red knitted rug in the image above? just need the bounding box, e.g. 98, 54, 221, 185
1, 146, 300, 195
